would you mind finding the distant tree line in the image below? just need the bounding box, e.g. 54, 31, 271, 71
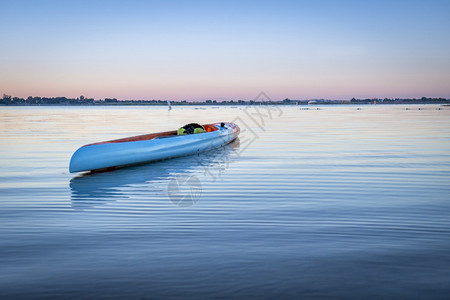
1, 94, 449, 106
0, 95, 254, 106
350, 97, 449, 104
1, 94, 98, 105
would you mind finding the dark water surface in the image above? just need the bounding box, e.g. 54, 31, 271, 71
1, 105, 449, 299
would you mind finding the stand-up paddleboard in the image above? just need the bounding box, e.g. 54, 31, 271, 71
69, 122, 240, 173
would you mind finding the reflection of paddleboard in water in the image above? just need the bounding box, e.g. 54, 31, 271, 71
70, 138, 240, 209
167, 100, 172, 111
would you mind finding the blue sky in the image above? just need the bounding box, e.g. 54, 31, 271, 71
1, 0, 449, 100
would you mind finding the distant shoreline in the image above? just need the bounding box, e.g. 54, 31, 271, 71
1, 95, 449, 106
1, 103, 450, 107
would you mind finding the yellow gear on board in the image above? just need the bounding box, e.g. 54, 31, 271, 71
194, 127, 206, 134
177, 123, 206, 135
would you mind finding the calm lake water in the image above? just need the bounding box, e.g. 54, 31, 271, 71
1, 105, 450, 299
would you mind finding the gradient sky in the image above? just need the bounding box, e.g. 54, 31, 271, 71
1, 0, 449, 101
